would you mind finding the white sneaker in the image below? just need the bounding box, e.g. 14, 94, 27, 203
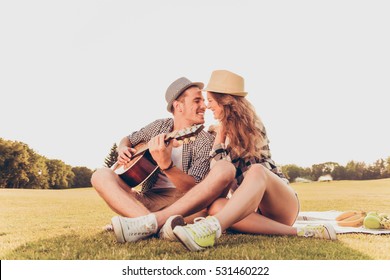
297, 223, 337, 240
173, 216, 222, 251
111, 214, 158, 243
158, 215, 185, 241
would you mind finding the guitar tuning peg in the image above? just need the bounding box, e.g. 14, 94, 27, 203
190, 136, 196, 142
183, 138, 189, 144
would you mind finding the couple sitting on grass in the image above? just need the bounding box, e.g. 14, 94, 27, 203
91, 70, 337, 252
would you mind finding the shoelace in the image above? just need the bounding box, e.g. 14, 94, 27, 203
305, 225, 324, 237
124, 216, 156, 236
189, 217, 216, 239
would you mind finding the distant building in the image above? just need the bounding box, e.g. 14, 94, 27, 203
318, 174, 333, 182
294, 177, 312, 183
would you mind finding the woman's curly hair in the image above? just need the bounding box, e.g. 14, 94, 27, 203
209, 92, 266, 160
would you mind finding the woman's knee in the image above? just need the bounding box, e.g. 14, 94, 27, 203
208, 198, 228, 216
247, 164, 268, 181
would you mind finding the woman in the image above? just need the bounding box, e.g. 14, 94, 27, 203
173, 70, 337, 251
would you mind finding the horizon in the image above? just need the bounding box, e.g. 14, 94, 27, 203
2, 135, 389, 171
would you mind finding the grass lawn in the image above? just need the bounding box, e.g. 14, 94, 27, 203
1, 179, 390, 260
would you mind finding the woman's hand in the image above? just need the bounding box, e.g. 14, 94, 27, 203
214, 123, 226, 144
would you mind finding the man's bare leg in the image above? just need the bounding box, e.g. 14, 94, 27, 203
91, 167, 150, 217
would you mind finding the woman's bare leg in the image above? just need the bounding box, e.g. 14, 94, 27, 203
210, 164, 299, 232
154, 160, 236, 228
209, 198, 297, 235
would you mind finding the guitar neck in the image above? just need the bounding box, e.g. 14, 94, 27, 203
132, 131, 176, 157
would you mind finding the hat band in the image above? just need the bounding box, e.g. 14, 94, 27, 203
204, 86, 247, 97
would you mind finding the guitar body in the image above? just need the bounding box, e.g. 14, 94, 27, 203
110, 124, 204, 189
112, 143, 158, 188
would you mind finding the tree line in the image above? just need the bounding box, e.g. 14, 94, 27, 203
281, 158, 390, 182
0, 138, 93, 189
104, 142, 390, 182
2, 138, 390, 188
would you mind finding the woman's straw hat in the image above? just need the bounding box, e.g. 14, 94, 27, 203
204, 70, 247, 97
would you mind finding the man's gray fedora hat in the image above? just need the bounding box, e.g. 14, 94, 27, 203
165, 77, 204, 112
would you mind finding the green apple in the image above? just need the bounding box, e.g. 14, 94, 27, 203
366, 212, 379, 218
363, 215, 381, 229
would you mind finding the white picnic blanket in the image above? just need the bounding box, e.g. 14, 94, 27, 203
294, 211, 390, 234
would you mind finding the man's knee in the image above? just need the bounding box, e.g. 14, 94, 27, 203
212, 160, 236, 184
91, 167, 113, 189
208, 198, 227, 216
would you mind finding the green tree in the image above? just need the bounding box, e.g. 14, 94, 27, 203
311, 163, 325, 181
363, 159, 385, 180
375, 159, 387, 178
1, 139, 50, 189
281, 164, 304, 182
302, 167, 313, 180
46, 159, 74, 189
331, 165, 347, 180
0, 139, 30, 188
71, 166, 93, 188
322, 162, 339, 174
0, 138, 11, 187
23, 149, 49, 189
345, 161, 366, 180
385, 156, 390, 178
311, 162, 340, 181
104, 143, 118, 168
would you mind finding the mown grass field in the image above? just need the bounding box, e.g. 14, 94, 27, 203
1, 179, 390, 260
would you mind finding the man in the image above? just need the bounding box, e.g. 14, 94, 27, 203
91, 77, 214, 233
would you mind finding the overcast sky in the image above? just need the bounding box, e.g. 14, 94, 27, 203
1, 0, 389, 170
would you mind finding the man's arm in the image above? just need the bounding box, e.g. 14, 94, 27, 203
161, 166, 196, 192
148, 134, 196, 192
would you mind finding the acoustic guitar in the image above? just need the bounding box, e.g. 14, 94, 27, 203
111, 124, 204, 188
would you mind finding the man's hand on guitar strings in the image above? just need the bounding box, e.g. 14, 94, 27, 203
148, 134, 173, 170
